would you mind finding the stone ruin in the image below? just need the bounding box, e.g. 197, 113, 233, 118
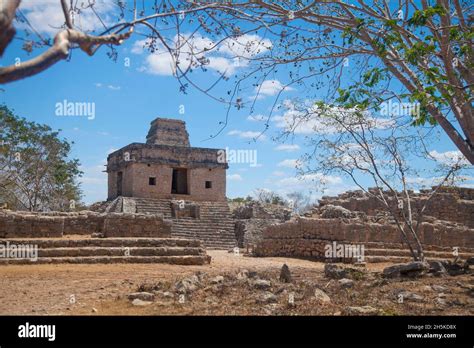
231, 201, 293, 249
107, 117, 227, 202
1, 114, 472, 267
315, 186, 474, 228
0, 210, 171, 239
0, 208, 210, 265
255, 187, 474, 263
0, 117, 237, 265
102, 118, 236, 250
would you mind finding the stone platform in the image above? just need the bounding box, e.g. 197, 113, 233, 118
0, 237, 211, 265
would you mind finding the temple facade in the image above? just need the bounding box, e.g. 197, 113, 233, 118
106, 118, 228, 201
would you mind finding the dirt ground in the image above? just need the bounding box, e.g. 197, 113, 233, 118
0, 251, 472, 316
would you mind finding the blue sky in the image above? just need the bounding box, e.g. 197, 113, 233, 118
1, 0, 471, 204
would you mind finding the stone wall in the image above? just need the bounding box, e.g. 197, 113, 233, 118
234, 218, 282, 248
0, 210, 171, 238
317, 187, 474, 228
146, 118, 190, 147
63, 213, 104, 235
231, 202, 292, 247
102, 213, 171, 237
255, 217, 474, 259
107, 145, 228, 201
108, 161, 227, 202
0, 211, 64, 238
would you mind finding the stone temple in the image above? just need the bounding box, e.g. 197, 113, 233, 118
105, 118, 236, 249
107, 118, 227, 202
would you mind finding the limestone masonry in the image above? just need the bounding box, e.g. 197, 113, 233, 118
0, 210, 171, 238
102, 118, 236, 249
255, 187, 474, 263
318, 187, 474, 228
231, 201, 293, 248
0, 118, 227, 264
0, 116, 472, 263
107, 118, 228, 202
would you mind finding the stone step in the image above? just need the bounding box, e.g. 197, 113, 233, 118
0, 238, 201, 248
364, 255, 451, 263
135, 200, 229, 205
171, 236, 235, 248
172, 237, 235, 244
365, 248, 473, 259
33, 246, 205, 257
171, 219, 234, 227
137, 207, 231, 212
171, 221, 234, 225
362, 241, 474, 253
172, 226, 235, 230
171, 229, 235, 234
174, 234, 234, 240
171, 233, 235, 240
171, 230, 235, 237
0, 255, 211, 265
134, 198, 236, 249
136, 206, 231, 212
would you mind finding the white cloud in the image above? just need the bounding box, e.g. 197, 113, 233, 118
247, 114, 267, 122
256, 79, 293, 97
227, 130, 266, 140
219, 34, 272, 59
79, 164, 107, 185
18, 0, 116, 35
207, 56, 238, 76
275, 144, 300, 152
277, 173, 343, 187
132, 33, 271, 77
81, 176, 106, 185
227, 174, 243, 181
95, 83, 121, 90
277, 159, 300, 168
406, 176, 439, 186
406, 175, 474, 187
429, 150, 469, 166
271, 173, 347, 198
274, 100, 394, 135
142, 52, 176, 76
272, 171, 286, 177
131, 39, 148, 55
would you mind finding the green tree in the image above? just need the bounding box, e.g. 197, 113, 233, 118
2, 1, 472, 162
191, 1, 473, 163
0, 105, 82, 211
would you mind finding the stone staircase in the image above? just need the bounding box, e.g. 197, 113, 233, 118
133, 198, 237, 249
0, 238, 211, 265
363, 241, 474, 263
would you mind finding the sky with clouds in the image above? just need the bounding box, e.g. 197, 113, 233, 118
1, 0, 472, 204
